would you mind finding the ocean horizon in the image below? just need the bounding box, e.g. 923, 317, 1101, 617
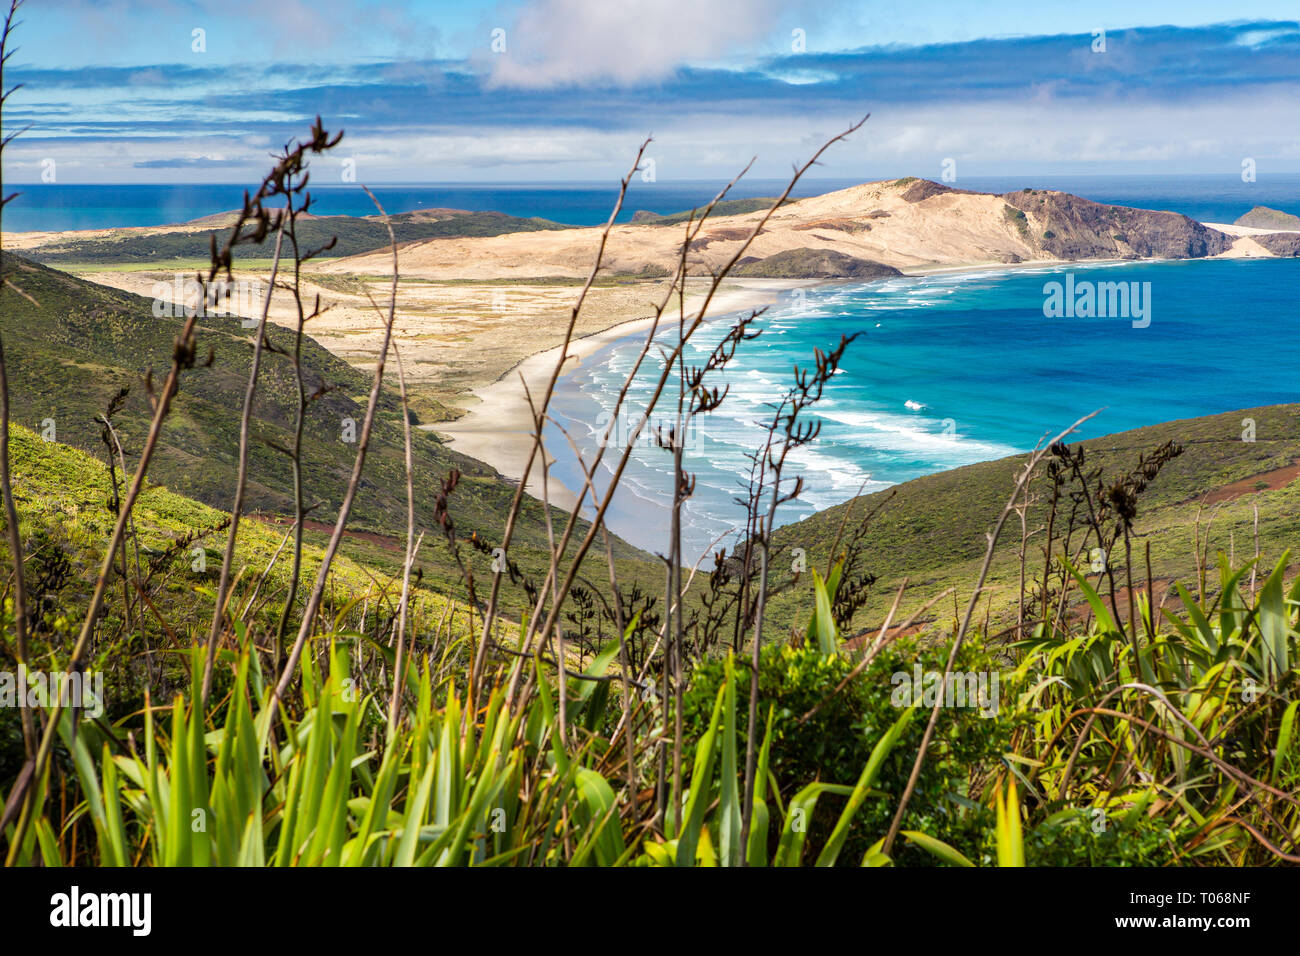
6, 173, 1300, 233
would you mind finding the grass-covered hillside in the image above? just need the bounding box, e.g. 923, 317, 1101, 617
20, 208, 570, 267
2, 421, 458, 658
0, 423, 471, 778
768, 404, 1300, 636
0, 254, 656, 611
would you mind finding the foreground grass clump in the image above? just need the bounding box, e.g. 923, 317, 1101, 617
681, 639, 1015, 865
0, 424, 466, 785
8, 550, 1294, 867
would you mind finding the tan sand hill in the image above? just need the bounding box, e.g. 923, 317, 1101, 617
311, 177, 1275, 282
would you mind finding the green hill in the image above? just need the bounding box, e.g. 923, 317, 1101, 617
767, 404, 1300, 635
20, 208, 570, 267
0, 254, 655, 612
1, 421, 456, 642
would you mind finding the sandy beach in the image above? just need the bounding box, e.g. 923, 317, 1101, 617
428, 235, 1260, 511
433, 277, 812, 509
434, 257, 1094, 511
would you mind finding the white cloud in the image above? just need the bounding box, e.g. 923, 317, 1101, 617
8, 86, 1299, 183
483, 0, 801, 88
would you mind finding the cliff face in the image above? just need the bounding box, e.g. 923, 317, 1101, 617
1252, 233, 1300, 256
1000, 189, 1234, 260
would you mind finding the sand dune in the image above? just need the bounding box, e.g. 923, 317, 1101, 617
311, 177, 1282, 283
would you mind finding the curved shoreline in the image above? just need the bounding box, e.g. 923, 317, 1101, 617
431, 277, 816, 509
430, 246, 1266, 513
430, 257, 1099, 509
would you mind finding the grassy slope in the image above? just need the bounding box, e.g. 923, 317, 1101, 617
768, 404, 1300, 635
631, 197, 785, 225
22, 209, 570, 266
2, 423, 455, 641
0, 255, 656, 616
0, 423, 483, 781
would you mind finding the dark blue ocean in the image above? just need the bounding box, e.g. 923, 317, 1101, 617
547, 258, 1300, 558
7, 174, 1300, 232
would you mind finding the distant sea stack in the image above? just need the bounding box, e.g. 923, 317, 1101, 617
1234, 205, 1300, 231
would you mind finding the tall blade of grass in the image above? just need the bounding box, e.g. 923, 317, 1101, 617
394, 760, 436, 867
238, 812, 265, 867
805, 569, 839, 656
434, 691, 462, 829
272, 754, 303, 867
1258, 551, 1293, 684
1275, 700, 1298, 783
570, 768, 625, 866
995, 778, 1025, 867
101, 742, 129, 867
570, 637, 622, 732
34, 817, 62, 867
718, 654, 743, 867
186, 689, 212, 867
1065, 559, 1117, 634
306, 690, 361, 865
164, 695, 189, 866
346, 739, 407, 866
1216, 554, 1255, 641
773, 782, 852, 866
747, 703, 776, 867
54, 704, 113, 864
1167, 583, 1219, 666
435, 752, 516, 867
675, 679, 726, 864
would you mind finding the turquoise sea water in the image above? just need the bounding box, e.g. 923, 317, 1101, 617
546, 258, 1300, 558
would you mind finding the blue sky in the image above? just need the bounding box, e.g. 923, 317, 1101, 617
6, 0, 1300, 182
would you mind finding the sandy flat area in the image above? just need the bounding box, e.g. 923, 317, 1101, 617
73, 268, 709, 416
74, 262, 795, 504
